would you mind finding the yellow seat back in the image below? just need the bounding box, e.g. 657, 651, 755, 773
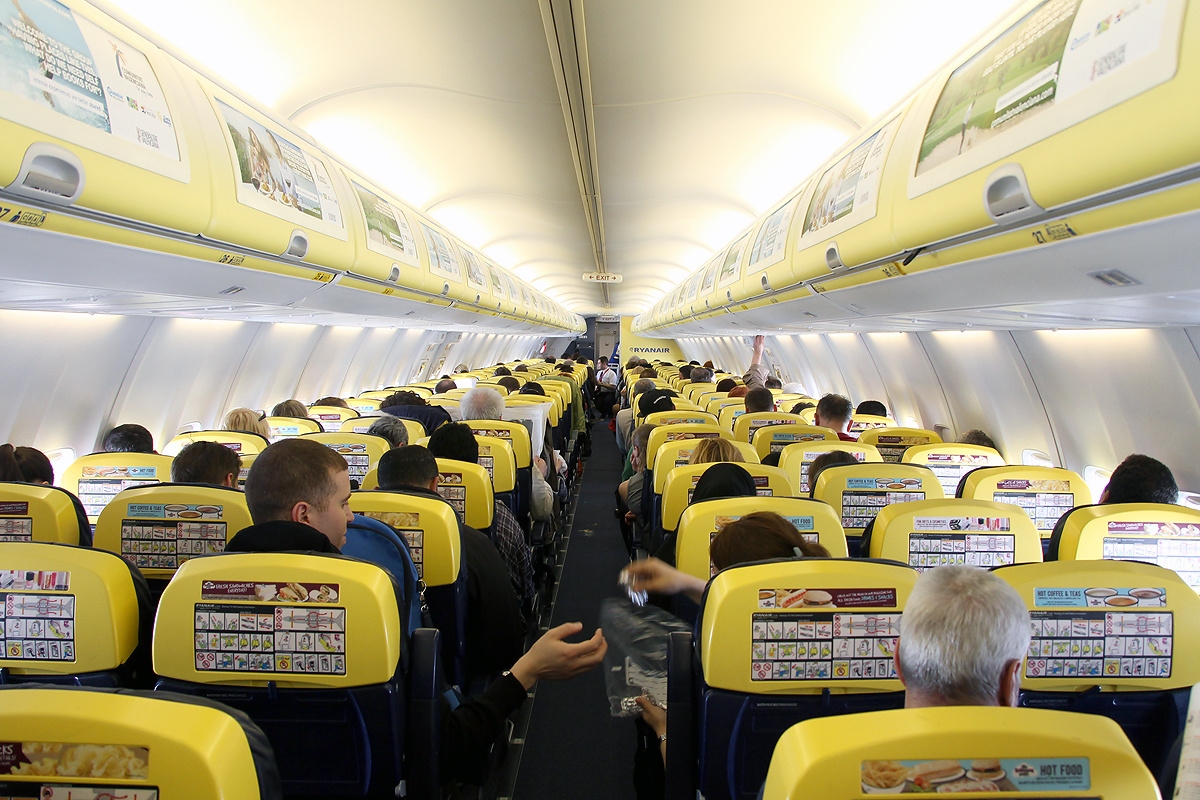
475, 435, 517, 495
810, 463, 943, 537
867, 498, 1044, 568
62, 453, 176, 523
902, 442, 1006, 496
298, 432, 392, 489
265, 415, 323, 439
474, 382, 510, 397
683, 383, 718, 403
717, 404, 750, 432
646, 424, 733, 471
93, 484, 252, 579
676, 497, 848, 580
763, 706, 1156, 799
308, 405, 360, 425
0, 542, 140, 676
435, 458, 494, 530
154, 552, 401, 688
163, 430, 271, 457
848, 412, 896, 433
461, 420, 533, 469
652, 441, 760, 494
349, 491, 461, 586
701, 559, 916, 692
662, 463, 794, 532
997, 559, 1200, 689
644, 410, 720, 427
0, 687, 277, 798
0, 483, 84, 544
750, 423, 836, 461
733, 412, 804, 443
958, 465, 1091, 537
338, 415, 426, 443
1052, 503, 1200, 593
856, 427, 943, 462
346, 397, 383, 413
778, 441, 883, 495
707, 396, 743, 416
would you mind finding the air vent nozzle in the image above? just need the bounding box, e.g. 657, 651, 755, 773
1089, 269, 1141, 288
284, 230, 309, 259
218, 286, 246, 296
983, 164, 1043, 222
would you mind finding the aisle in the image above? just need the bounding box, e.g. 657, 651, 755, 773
510, 424, 637, 800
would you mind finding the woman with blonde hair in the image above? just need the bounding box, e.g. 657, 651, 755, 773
222, 407, 271, 439
686, 437, 744, 465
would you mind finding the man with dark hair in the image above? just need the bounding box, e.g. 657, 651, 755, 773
856, 400, 888, 417
1102, 454, 1178, 505
715, 377, 737, 393
228, 438, 353, 552
513, 364, 529, 373
434, 378, 458, 394
102, 424, 155, 454
814, 393, 856, 441
496, 376, 521, 393
427, 423, 535, 610
170, 440, 240, 487
493, 366, 512, 377
313, 396, 350, 408
380, 390, 451, 434
957, 429, 997, 450
678, 364, 693, 381
744, 387, 775, 414
764, 376, 783, 390
615, 378, 655, 453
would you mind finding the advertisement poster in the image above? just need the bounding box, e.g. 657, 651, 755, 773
700, 255, 721, 295
218, 99, 343, 229
420, 223, 462, 281
0, 0, 178, 162
352, 181, 418, 265
802, 117, 898, 238
748, 193, 799, 271
916, 0, 1178, 179
458, 246, 488, 292
488, 263, 505, 297
717, 234, 749, 288
504, 274, 520, 304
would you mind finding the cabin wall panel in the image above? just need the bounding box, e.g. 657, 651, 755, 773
294, 326, 371, 401
340, 327, 406, 396
821, 335, 889, 406
861, 333, 952, 431
381, 329, 434, 387
224, 323, 326, 411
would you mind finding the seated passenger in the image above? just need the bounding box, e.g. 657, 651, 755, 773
957, 428, 997, 450
380, 390, 452, 435
376, 445, 527, 681
782, 382, 807, 395
653, 463, 759, 565
689, 367, 714, 384
856, 400, 887, 417
366, 415, 410, 448
744, 387, 775, 414
678, 364, 693, 381
764, 377, 783, 390
271, 399, 308, 418
1101, 454, 1178, 504
313, 396, 350, 408
494, 366, 512, 377
807, 450, 859, 496
227, 438, 603, 783
0, 444, 24, 481
813, 394, 856, 441
619, 424, 657, 553
715, 378, 737, 393
427, 423, 535, 613
170, 440, 240, 487
497, 376, 521, 394
2, 444, 93, 546
102, 423, 156, 453
435, 378, 459, 394
513, 364, 529, 374
686, 437, 745, 465
460, 387, 556, 523
616, 378, 655, 454
789, 401, 815, 415
222, 407, 271, 439
728, 386, 748, 399
896, 565, 1029, 708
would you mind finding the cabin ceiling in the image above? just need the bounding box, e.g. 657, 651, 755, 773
93, 0, 1025, 316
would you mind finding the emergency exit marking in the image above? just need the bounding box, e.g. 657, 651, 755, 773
582, 272, 623, 283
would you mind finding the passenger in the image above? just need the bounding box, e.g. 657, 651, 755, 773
957, 428, 998, 450
807, 450, 859, 496
170, 440, 239, 487
618, 423, 657, 553
686, 437, 745, 465
221, 407, 271, 439
102, 423, 156, 453
715, 378, 737, 393
435, 378, 459, 394
856, 400, 888, 417
366, 415, 409, 449
271, 399, 308, 419
1101, 454, 1178, 504
744, 387, 775, 414
543, 363, 586, 434
11, 445, 52, 484
728, 385, 748, 399
229, 439, 603, 783
460, 387, 555, 523
678, 364, 693, 381
813, 394, 856, 441
313, 396, 350, 408
0, 444, 23, 481
689, 366, 714, 384
896, 565, 1029, 708
518, 381, 546, 396
496, 376, 521, 393
653, 463, 759, 565
513, 364, 529, 373
790, 401, 815, 415
782, 382, 807, 395
764, 376, 783, 390
427, 423, 536, 613
494, 366, 512, 377
640, 367, 658, 379
380, 390, 452, 436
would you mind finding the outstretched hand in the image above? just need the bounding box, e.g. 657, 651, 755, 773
510, 622, 607, 689
621, 557, 707, 603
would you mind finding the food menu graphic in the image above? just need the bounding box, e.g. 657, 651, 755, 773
324, 443, 371, 484
840, 478, 924, 529
799, 450, 866, 493
361, 511, 424, 578
992, 479, 1074, 530
871, 435, 934, 463
0, 741, 150, 784
0, 0, 179, 161
193, 602, 347, 676
436, 472, 467, 522
767, 430, 825, 455
1026, 610, 1172, 679
2, 592, 75, 662
751, 608, 900, 682
860, 756, 1091, 793
1103, 522, 1200, 590
923, 453, 994, 495
76, 465, 159, 519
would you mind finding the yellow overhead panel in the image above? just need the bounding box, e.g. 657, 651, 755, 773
337, 166, 439, 293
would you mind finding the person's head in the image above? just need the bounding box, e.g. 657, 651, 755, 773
744, 387, 775, 414
630, 424, 656, 473
460, 387, 505, 420
1101, 454, 1178, 505
313, 396, 349, 409
597, 357, 608, 367
957, 429, 997, 450
715, 378, 737, 393
13, 446, 53, 484
434, 378, 459, 394
428, 422, 479, 464
243, 439, 352, 549
764, 376, 783, 390
457, 363, 472, 372
897, 566, 1030, 708
519, 381, 546, 397
497, 376, 521, 393
641, 367, 658, 379
638, 389, 676, 418
632, 378, 655, 399
385, 391, 429, 408
690, 367, 714, 384
692, 462, 758, 504
222, 407, 271, 439
366, 415, 410, 449
102, 424, 155, 454
493, 366, 512, 377
781, 382, 806, 395
678, 364, 693, 380
790, 401, 815, 415
728, 386, 748, 399
814, 393, 852, 433
626, 358, 640, 370
687, 437, 745, 465
557, 362, 575, 375
171, 440, 240, 487
514, 364, 529, 373
703, 360, 714, 369
271, 399, 308, 419
377, 445, 439, 492
0, 444, 24, 481
545, 356, 557, 364
856, 400, 888, 417
807, 450, 860, 492
711, 512, 831, 571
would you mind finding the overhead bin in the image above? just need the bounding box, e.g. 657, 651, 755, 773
738, 188, 806, 303
0, 0, 208, 232
339, 168, 439, 294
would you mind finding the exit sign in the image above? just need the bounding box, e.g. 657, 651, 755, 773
583, 272, 623, 283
